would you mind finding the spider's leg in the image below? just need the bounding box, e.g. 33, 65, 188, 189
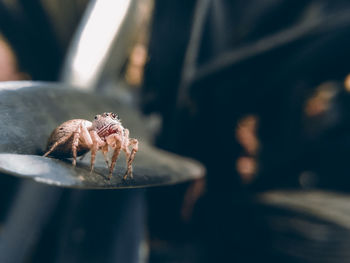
76, 122, 94, 162
80, 122, 93, 146
121, 129, 131, 179
43, 134, 71, 157
71, 125, 82, 166
122, 145, 131, 179
101, 144, 110, 168
123, 138, 138, 180
109, 146, 121, 180
89, 130, 105, 173
107, 134, 123, 180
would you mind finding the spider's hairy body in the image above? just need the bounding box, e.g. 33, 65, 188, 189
46, 119, 92, 158
44, 113, 138, 180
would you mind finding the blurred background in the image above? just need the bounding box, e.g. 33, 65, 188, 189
2, 0, 350, 262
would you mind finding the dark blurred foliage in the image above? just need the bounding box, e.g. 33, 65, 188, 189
143, 0, 350, 191
143, 0, 350, 262
0, 0, 88, 80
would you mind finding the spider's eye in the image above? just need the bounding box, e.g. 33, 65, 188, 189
94, 115, 98, 120
111, 113, 116, 119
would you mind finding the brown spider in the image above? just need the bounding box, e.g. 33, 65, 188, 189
43, 112, 138, 180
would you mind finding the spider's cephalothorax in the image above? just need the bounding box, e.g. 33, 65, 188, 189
93, 112, 121, 138
44, 112, 138, 180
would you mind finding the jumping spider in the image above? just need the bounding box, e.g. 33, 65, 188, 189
44, 112, 138, 180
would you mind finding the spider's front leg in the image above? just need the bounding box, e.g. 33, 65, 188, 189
121, 129, 139, 179
106, 133, 123, 180
101, 144, 110, 168
89, 130, 106, 173
123, 138, 139, 180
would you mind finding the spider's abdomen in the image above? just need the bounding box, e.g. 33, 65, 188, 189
46, 119, 91, 158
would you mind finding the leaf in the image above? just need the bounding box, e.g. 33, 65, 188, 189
0, 82, 205, 189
